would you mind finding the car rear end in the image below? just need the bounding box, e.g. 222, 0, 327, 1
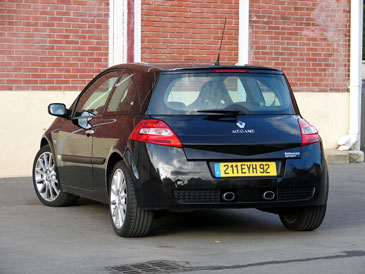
128, 66, 328, 218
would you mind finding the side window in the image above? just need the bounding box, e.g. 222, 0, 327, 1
75, 71, 121, 117
166, 76, 207, 106
257, 79, 280, 106
106, 72, 139, 114
224, 77, 247, 103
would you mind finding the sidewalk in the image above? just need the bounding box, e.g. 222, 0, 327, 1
325, 149, 364, 164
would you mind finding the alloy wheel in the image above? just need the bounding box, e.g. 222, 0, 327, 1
34, 152, 60, 202
110, 169, 127, 229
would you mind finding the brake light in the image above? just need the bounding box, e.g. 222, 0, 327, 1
129, 119, 182, 148
212, 69, 247, 73
298, 118, 321, 146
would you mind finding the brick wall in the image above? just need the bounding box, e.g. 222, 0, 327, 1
1, 0, 351, 93
0, 0, 109, 91
249, 0, 350, 93
141, 0, 239, 65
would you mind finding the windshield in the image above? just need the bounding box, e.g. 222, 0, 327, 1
147, 72, 296, 115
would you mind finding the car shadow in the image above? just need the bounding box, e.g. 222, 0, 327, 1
149, 208, 284, 236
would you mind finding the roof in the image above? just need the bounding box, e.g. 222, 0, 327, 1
108, 62, 283, 74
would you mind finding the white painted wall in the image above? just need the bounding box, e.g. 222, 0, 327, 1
0, 91, 349, 177
294, 92, 349, 149
0, 91, 78, 177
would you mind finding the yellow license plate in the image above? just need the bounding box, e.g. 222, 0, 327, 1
214, 162, 277, 177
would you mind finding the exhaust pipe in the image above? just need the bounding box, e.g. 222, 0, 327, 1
222, 192, 235, 202
263, 191, 275, 201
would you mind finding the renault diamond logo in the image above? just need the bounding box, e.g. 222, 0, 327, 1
236, 121, 245, 128
233, 121, 254, 134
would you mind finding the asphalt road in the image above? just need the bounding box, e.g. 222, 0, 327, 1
1, 164, 365, 274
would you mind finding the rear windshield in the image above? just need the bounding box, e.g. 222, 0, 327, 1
147, 72, 296, 115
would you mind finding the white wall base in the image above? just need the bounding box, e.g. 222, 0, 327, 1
0, 91, 78, 177
0, 91, 350, 177
294, 92, 349, 149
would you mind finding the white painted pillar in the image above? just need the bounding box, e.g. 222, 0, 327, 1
134, 0, 141, 62
238, 0, 249, 65
338, 0, 363, 150
109, 0, 127, 66
349, 0, 363, 150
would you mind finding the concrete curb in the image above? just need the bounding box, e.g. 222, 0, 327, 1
325, 149, 364, 164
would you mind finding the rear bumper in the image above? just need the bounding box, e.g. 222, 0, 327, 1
130, 141, 328, 210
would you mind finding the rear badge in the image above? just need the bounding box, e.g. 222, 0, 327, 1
236, 121, 245, 128
233, 121, 255, 134
284, 152, 301, 158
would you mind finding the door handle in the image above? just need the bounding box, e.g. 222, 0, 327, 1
85, 129, 95, 136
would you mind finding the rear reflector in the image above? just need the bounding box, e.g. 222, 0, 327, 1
298, 118, 321, 146
212, 69, 247, 73
129, 119, 182, 148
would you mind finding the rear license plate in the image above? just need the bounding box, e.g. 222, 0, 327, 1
214, 162, 277, 177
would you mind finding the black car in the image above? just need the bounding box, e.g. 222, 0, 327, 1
32, 63, 328, 237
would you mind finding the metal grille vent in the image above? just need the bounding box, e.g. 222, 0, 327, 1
108, 260, 194, 274
277, 186, 315, 201
173, 189, 220, 203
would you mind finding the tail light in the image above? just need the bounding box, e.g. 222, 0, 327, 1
129, 119, 182, 148
298, 118, 321, 146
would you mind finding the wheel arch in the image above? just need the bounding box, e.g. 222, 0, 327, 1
105, 148, 138, 197
105, 151, 124, 196
40, 138, 49, 148
40, 136, 57, 163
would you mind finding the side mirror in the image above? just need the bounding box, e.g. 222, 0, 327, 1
48, 103, 69, 118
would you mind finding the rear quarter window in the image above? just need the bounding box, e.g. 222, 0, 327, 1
106, 72, 140, 114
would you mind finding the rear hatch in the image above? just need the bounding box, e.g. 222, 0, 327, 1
147, 67, 302, 160
153, 115, 301, 160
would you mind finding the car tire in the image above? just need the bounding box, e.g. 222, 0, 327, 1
32, 145, 79, 207
279, 204, 326, 231
109, 160, 154, 237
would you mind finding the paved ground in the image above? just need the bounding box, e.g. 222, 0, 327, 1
1, 164, 365, 274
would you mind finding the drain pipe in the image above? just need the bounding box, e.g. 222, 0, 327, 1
338, 0, 363, 151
